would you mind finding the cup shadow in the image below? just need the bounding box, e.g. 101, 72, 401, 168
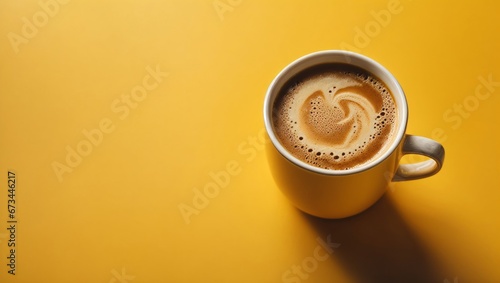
299, 191, 444, 283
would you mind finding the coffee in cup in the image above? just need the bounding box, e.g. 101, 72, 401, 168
272, 63, 397, 170
264, 50, 445, 218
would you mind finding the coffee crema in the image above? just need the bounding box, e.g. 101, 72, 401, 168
272, 64, 397, 170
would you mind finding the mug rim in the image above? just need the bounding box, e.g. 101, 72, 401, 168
263, 50, 409, 176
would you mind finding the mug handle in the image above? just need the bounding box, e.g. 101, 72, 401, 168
392, 135, 445, 181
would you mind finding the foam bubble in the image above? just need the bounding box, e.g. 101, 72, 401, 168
273, 64, 397, 170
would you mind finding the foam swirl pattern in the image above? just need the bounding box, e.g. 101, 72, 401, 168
273, 66, 397, 170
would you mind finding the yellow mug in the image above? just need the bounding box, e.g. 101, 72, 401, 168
263, 50, 445, 219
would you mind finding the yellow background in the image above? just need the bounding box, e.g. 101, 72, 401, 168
1, 0, 499, 282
